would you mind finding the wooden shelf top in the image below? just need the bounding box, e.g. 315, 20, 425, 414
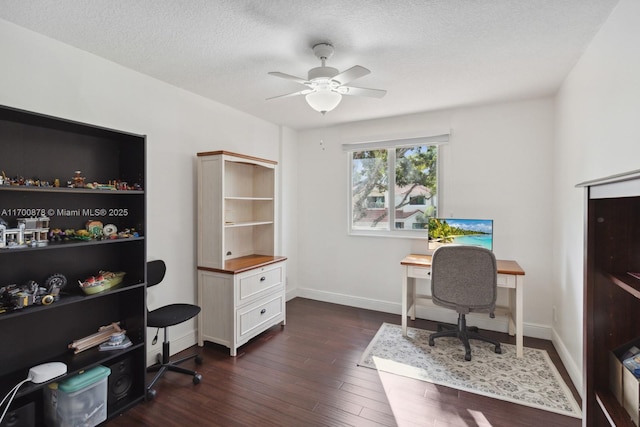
198, 254, 286, 274
196, 150, 277, 165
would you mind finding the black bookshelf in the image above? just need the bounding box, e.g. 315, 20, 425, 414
0, 104, 147, 424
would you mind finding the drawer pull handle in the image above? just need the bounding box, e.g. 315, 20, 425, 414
260, 276, 266, 282
260, 309, 267, 315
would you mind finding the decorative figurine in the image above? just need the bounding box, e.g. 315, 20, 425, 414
0, 273, 66, 312
71, 170, 85, 188
86, 220, 104, 239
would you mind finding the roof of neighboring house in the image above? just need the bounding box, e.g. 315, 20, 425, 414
396, 184, 432, 197
357, 209, 388, 221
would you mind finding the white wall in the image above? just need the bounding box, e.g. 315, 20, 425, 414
279, 126, 299, 299
553, 0, 640, 394
296, 98, 555, 337
0, 19, 295, 364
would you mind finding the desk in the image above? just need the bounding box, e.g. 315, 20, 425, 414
400, 254, 525, 358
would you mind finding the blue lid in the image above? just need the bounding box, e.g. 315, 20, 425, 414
58, 365, 111, 393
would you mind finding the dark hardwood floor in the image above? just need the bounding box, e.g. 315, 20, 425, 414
107, 298, 582, 427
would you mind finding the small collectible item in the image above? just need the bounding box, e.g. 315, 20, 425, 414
103, 224, 118, 238
0, 273, 66, 313
79, 270, 126, 295
71, 170, 85, 188
1, 217, 50, 248
86, 220, 104, 239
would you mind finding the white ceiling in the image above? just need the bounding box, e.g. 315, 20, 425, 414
0, 1, 620, 130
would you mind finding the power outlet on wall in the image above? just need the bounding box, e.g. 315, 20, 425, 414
552, 306, 558, 323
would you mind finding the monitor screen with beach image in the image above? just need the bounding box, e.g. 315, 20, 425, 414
427, 218, 493, 251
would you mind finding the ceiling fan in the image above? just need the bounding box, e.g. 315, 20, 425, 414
267, 43, 386, 114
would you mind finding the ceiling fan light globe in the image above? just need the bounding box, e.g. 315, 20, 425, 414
305, 90, 342, 114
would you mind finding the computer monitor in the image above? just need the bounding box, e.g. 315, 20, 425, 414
427, 218, 493, 251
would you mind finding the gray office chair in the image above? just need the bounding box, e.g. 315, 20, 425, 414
428, 245, 502, 361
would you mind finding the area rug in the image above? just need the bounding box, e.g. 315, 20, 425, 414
358, 323, 581, 418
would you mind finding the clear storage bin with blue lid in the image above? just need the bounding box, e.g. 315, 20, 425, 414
44, 365, 111, 427
57, 365, 111, 393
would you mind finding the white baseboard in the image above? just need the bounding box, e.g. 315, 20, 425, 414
295, 287, 552, 340
552, 327, 583, 397
295, 288, 399, 314
146, 329, 199, 367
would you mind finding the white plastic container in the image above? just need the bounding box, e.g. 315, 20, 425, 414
43, 365, 111, 427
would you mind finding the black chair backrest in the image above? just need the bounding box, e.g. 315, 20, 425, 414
147, 260, 166, 288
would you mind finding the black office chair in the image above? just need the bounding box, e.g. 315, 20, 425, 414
146, 260, 202, 400
428, 245, 502, 361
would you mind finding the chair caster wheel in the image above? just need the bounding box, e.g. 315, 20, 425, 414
465, 353, 472, 361
193, 373, 202, 385
494, 345, 502, 354
146, 388, 157, 401
428, 338, 435, 346
195, 355, 203, 365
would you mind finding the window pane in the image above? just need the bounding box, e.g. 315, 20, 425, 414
394, 145, 437, 231
351, 150, 389, 230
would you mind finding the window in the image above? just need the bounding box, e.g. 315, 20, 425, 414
346, 134, 446, 236
409, 195, 426, 205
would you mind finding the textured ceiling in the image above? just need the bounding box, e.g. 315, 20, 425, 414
0, 1, 620, 130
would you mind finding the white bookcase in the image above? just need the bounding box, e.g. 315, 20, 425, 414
196, 151, 286, 356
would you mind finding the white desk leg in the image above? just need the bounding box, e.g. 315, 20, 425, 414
507, 288, 516, 336
402, 266, 408, 336
410, 277, 417, 321
515, 276, 524, 358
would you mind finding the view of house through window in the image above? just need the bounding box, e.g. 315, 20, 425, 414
350, 144, 438, 234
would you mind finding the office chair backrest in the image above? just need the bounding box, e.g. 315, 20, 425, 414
147, 259, 166, 289
431, 245, 497, 315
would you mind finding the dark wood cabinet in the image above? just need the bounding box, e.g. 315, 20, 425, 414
579, 170, 640, 427
0, 104, 146, 423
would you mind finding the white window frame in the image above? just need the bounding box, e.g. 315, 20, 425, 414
344, 132, 448, 238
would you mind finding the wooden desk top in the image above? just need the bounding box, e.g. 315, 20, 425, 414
401, 254, 525, 276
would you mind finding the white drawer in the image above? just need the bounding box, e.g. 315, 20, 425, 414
497, 273, 516, 288
407, 266, 431, 279
236, 293, 284, 341
237, 263, 284, 305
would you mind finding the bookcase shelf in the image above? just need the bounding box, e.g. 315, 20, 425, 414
196, 151, 286, 356
0, 104, 147, 423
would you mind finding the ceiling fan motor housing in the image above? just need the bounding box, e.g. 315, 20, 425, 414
308, 66, 339, 82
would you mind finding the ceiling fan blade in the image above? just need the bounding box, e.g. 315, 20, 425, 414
268, 71, 308, 85
266, 89, 313, 100
333, 65, 370, 85
340, 86, 387, 98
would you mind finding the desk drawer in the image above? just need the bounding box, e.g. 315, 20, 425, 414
407, 266, 431, 279
237, 294, 284, 341
497, 273, 516, 288
237, 263, 284, 305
